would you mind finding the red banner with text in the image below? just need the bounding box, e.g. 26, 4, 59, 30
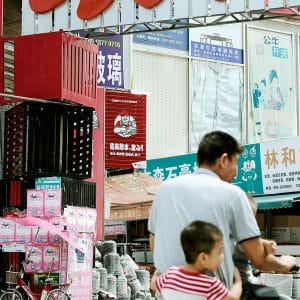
105, 90, 146, 168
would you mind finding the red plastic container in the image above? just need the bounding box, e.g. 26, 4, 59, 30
14, 31, 98, 105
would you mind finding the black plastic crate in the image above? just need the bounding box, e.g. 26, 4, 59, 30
3, 102, 94, 179
62, 178, 96, 208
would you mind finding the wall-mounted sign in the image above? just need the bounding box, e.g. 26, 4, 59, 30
247, 26, 296, 143
145, 153, 197, 180
133, 25, 188, 51
233, 143, 264, 195
97, 35, 124, 88
190, 23, 243, 64
144, 136, 300, 196
105, 91, 146, 168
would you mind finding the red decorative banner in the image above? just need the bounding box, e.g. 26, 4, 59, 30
105, 90, 146, 168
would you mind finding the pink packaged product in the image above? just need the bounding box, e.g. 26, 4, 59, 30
86, 208, 97, 233
76, 208, 87, 233
27, 189, 44, 217
64, 206, 77, 232
43, 245, 60, 272
0, 218, 15, 244
15, 223, 32, 243
48, 217, 63, 244
32, 226, 49, 244
44, 189, 62, 217
25, 245, 43, 273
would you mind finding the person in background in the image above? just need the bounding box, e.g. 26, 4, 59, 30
151, 220, 242, 300
148, 131, 296, 292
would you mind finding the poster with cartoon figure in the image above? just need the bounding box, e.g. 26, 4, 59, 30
247, 26, 296, 143
233, 143, 263, 195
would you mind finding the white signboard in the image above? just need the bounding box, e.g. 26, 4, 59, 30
260, 136, 300, 194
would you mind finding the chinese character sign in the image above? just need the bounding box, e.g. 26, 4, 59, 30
145, 153, 198, 181
232, 136, 300, 195
133, 25, 188, 51
247, 27, 296, 143
146, 136, 300, 196
260, 136, 300, 194
97, 35, 124, 88
105, 91, 146, 168
190, 24, 244, 64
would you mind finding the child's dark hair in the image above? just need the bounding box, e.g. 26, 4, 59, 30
181, 221, 223, 264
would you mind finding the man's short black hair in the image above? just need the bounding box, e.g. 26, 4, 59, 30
181, 220, 223, 264
197, 131, 243, 166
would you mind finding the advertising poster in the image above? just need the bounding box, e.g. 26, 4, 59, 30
247, 26, 296, 143
190, 24, 244, 152
260, 136, 300, 194
105, 91, 146, 168
232, 143, 264, 195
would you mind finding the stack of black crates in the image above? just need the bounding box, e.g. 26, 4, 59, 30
0, 101, 96, 288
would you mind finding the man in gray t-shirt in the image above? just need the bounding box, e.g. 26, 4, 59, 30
148, 131, 296, 289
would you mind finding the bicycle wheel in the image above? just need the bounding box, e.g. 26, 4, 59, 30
45, 289, 70, 300
0, 290, 24, 300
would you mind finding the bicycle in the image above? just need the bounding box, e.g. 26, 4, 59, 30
0, 256, 70, 300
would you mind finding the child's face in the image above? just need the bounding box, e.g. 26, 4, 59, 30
196, 238, 224, 272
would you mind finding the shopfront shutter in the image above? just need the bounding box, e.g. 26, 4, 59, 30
131, 48, 189, 159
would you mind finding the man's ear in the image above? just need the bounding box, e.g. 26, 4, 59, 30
218, 153, 228, 169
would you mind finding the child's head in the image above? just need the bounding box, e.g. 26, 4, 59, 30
180, 221, 224, 272
247, 194, 257, 215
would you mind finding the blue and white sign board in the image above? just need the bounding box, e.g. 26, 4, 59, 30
133, 24, 188, 51
190, 23, 244, 64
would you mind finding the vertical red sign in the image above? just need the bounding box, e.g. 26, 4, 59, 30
105, 90, 146, 168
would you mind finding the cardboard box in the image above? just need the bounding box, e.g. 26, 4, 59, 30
259, 273, 293, 297
271, 215, 300, 227
276, 245, 300, 256
290, 227, 300, 244
270, 227, 291, 244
